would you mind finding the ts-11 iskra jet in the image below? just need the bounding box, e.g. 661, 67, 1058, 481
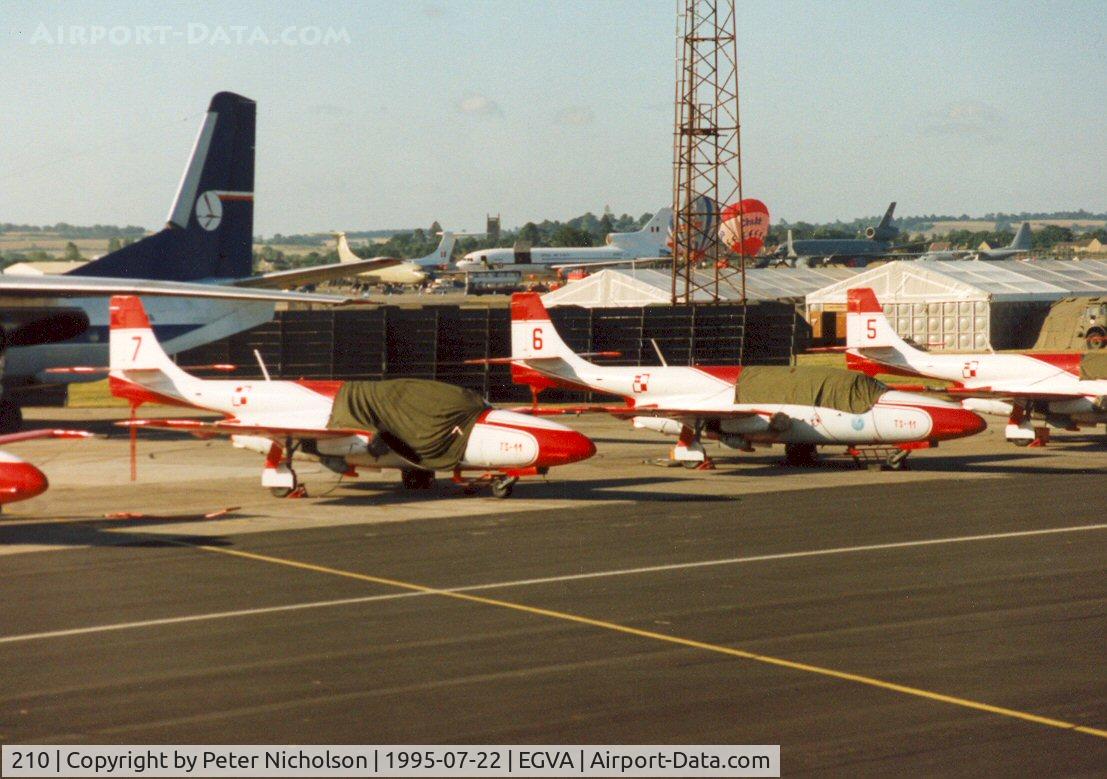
500, 293, 986, 469
107, 296, 595, 498
845, 286, 1107, 446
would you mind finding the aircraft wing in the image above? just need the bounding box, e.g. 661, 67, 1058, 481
0, 274, 351, 304
120, 418, 363, 439
513, 404, 763, 420
232, 258, 401, 289
943, 386, 1089, 401
0, 429, 93, 445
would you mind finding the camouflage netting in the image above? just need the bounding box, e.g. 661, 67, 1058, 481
327, 379, 488, 470
1080, 352, 1107, 380
734, 366, 887, 413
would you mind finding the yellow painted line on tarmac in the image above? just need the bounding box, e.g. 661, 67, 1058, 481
188, 541, 1107, 740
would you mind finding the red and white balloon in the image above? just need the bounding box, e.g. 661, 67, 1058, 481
719, 199, 770, 257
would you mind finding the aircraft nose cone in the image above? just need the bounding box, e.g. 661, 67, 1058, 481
536, 427, 596, 467
929, 406, 987, 440
0, 460, 48, 505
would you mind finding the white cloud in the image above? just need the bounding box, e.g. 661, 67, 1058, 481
456, 93, 501, 117
921, 100, 1006, 136
553, 106, 595, 126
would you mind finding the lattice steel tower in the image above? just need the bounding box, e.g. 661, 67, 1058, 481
671, 0, 745, 304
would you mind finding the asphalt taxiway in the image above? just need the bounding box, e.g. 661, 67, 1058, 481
1, 409, 1105, 775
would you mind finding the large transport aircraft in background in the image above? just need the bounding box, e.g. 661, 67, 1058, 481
502, 293, 986, 469
777, 202, 902, 268
335, 230, 461, 285
108, 296, 596, 498
917, 222, 1032, 261
455, 208, 672, 272
845, 287, 1107, 446
0, 91, 394, 429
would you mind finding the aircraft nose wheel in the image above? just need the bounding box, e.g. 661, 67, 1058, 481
269, 470, 300, 498
885, 449, 911, 470
490, 476, 517, 499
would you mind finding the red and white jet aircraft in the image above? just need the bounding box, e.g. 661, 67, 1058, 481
0, 429, 92, 509
107, 296, 595, 498
846, 287, 1107, 445
507, 293, 986, 469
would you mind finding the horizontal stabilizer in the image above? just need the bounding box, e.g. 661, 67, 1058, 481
0, 429, 93, 445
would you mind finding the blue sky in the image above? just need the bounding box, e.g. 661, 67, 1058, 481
2, 1, 1104, 235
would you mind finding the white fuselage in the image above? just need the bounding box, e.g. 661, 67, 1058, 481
119, 368, 582, 471
356, 263, 427, 285
530, 359, 965, 445
845, 289, 1107, 429
845, 327, 1107, 422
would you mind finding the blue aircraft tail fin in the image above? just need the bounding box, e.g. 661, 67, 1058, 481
72, 91, 256, 282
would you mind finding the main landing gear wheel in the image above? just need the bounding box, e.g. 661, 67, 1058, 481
885, 449, 910, 470
269, 470, 299, 498
784, 443, 818, 467
490, 476, 517, 499
0, 399, 22, 434
401, 468, 435, 490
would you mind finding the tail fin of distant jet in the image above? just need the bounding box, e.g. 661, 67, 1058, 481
606, 207, 673, 254
638, 207, 672, 238
413, 231, 459, 267
1009, 221, 1031, 251
74, 92, 256, 282
108, 296, 195, 403
335, 232, 361, 264
865, 202, 899, 241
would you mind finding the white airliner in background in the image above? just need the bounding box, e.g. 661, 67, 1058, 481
456, 208, 672, 272
335, 230, 462, 285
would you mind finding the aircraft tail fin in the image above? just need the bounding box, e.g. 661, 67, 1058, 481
511, 293, 577, 361
413, 231, 458, 267
639, 206, 672, 237
846, 287, 921, 359
74, 92, 256, 282
1009, 221, 1031, 251
865, 202, 899, 241
109, 296, 193, 399
335, 232, 362, 264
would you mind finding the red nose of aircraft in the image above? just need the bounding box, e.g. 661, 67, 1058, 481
532, 426, 597, 467
927, 406, 987, 440
0, 459, 49, 505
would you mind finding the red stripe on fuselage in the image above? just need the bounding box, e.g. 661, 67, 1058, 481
294, 380, 344, 399
1022, 352, 1082, 376
109, 376, 195, 409
691, 365, 743, 384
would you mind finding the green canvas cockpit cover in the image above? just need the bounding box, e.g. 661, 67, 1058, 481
734, 366, 887, 413
1080, 352, 1107, 380
327, 379, 488, 470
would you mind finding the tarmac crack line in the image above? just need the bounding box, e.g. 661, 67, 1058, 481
182, 535, 1107, 741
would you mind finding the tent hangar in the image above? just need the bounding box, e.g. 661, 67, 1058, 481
541, 267, 860, 308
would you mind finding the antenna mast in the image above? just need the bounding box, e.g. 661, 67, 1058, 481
670, 0, 746, 304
